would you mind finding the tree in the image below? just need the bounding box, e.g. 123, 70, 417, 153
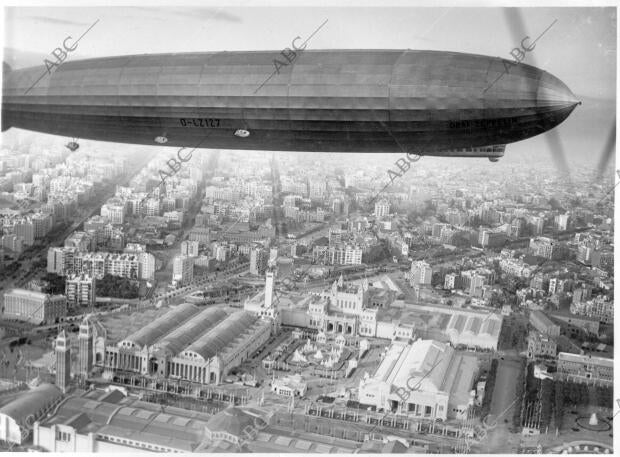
596, 385, 613, 408
548, 198, 564, 211
509, 320, 528, 350
489, 291, 504, 308
524, 363, 538, 404
569, 197, 582, 207
512, 358, 527, 430
577, 383, 589, 405
561, 381, 589, 407
540, 379, 554, 430
362, 242, 390, 264
554, 381, 565, 430
480, 359, 499, 417
95, 275, 139, 299
42, 273, 66, 295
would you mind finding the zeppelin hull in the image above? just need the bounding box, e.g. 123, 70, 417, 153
2, 50, 579, 155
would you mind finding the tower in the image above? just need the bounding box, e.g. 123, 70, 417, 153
264, 269, 274, 309
78, 317, 94, 377
55, 330, 71, 393
263, 268, 280, 333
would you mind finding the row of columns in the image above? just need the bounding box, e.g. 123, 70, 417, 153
302, 403, 468, 438
324, 320, 355, 334
103, 350, 220, 385
104, 351, 142, 372
168, 361, 214, 384
399, 402, 436, 418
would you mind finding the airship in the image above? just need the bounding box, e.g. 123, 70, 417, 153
1, 49, 579, 160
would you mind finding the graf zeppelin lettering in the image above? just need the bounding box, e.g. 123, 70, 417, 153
179, 118, 221, 128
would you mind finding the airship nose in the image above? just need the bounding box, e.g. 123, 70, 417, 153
536, 71, 580, 110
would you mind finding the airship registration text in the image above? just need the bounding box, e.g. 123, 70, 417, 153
179, 118, 221, 128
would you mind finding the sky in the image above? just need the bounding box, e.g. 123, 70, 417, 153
1, 4, 617, 169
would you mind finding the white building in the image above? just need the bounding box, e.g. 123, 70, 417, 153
342, 244, 363, 265
499, 258, 534, 278
557, 352, 613, 386
554, 213, 570, 231
47, 247, 77, 275
144, 198, 160, 217
14, 221, 34, 245
164, 211, 184, 226
71, 252, 141, 280
444, 273, 460, 289
312, 244, 363, 266
172, 255, 194, 286
2, 289, 67, 325
250, 246, 268, 276
214, 243, 230, 262
374, 199, 390, 219
139, 252, 156, 281
358, 339, 478, 421
272, 374, 307, 397
410, 261, 432, 286
101, 202, 125, 225
570, 296, 614, 324
181, 240, 200, 257
32, 212, 53, 239
65, 274, 96, 308
105, 254, 140, 279
64, 231, 94, 252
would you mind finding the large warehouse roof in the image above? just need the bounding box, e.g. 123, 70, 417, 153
378, 339, 453, 393
0, 383, 63, 426
379, 302, 503, 349
40, 389, 215, 452
558, 352, 613, 367
480, 317, 501, 337
366, 339, 478, 402
446, 311, 502, 339
4, 288, 49, 300
185, 311, 258, 361
120, 303, 200, 349
153, 307, 229, 357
